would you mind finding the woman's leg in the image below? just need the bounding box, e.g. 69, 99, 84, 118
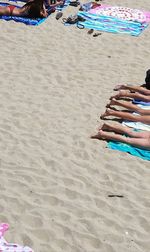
99, 123, 150, 138
110, 91, 150, 102
113, 84, 150, 95
101, 108, 150, 124
91, 130, 150, 149
107, 98, 150, 115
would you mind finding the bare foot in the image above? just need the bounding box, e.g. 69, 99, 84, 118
98, 123, 112, 131
113, 84, 126, 91
110, 93, 120, 100
110, 90, 129, 100
106, 102, 111, 108
100, 108, 113, 119
106, 98, 119, 108
91, 130, 105, 140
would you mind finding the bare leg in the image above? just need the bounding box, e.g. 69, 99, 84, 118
91, 130, 150, 149
113, 84, 127, 91
98, 123, 150, 138
101, 108, 150, 124
107, 98, 150, 115
110, 91, 131, 99
113, 84, 150, 95
110, 91, 150, 102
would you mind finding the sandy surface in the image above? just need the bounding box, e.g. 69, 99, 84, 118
0, 0, 150, 251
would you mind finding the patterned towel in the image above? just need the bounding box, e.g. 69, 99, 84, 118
89, 4, 150, 23
77, 11, 148, 36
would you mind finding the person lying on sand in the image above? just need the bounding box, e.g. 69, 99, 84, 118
91, 123, 150, 149
107, 98, 150, 115
0, 0, 48, 18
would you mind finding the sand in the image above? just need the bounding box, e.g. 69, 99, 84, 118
0, 0, 150, 251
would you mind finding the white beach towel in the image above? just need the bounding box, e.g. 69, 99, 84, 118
122, 104, 150, 131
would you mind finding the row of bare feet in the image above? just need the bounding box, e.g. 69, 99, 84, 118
91, 85, 128, 140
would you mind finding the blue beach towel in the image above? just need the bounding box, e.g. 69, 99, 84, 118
107, 141, 150, 161
133, 99, 150, 106
0, 2, 47, 25
76, 11, 148, 36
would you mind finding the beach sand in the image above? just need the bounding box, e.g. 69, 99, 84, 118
0, 0, 150, 251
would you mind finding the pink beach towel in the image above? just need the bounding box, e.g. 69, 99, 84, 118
0, 223, 33, 252
89, 4, 150, 23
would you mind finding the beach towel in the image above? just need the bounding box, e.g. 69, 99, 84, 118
107, 141, 150, 161
107, 103, 150, 160
0, 2, 47, 25
0, 223, 33, 252
136, 104, 150, 109
122, 120, 150, 131
133, 99, 150, 106
89, 4, 150, 23
122, 104, 150, 131
77, 11, 148, 36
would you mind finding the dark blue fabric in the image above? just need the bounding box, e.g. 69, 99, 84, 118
133, 99, 150, 106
